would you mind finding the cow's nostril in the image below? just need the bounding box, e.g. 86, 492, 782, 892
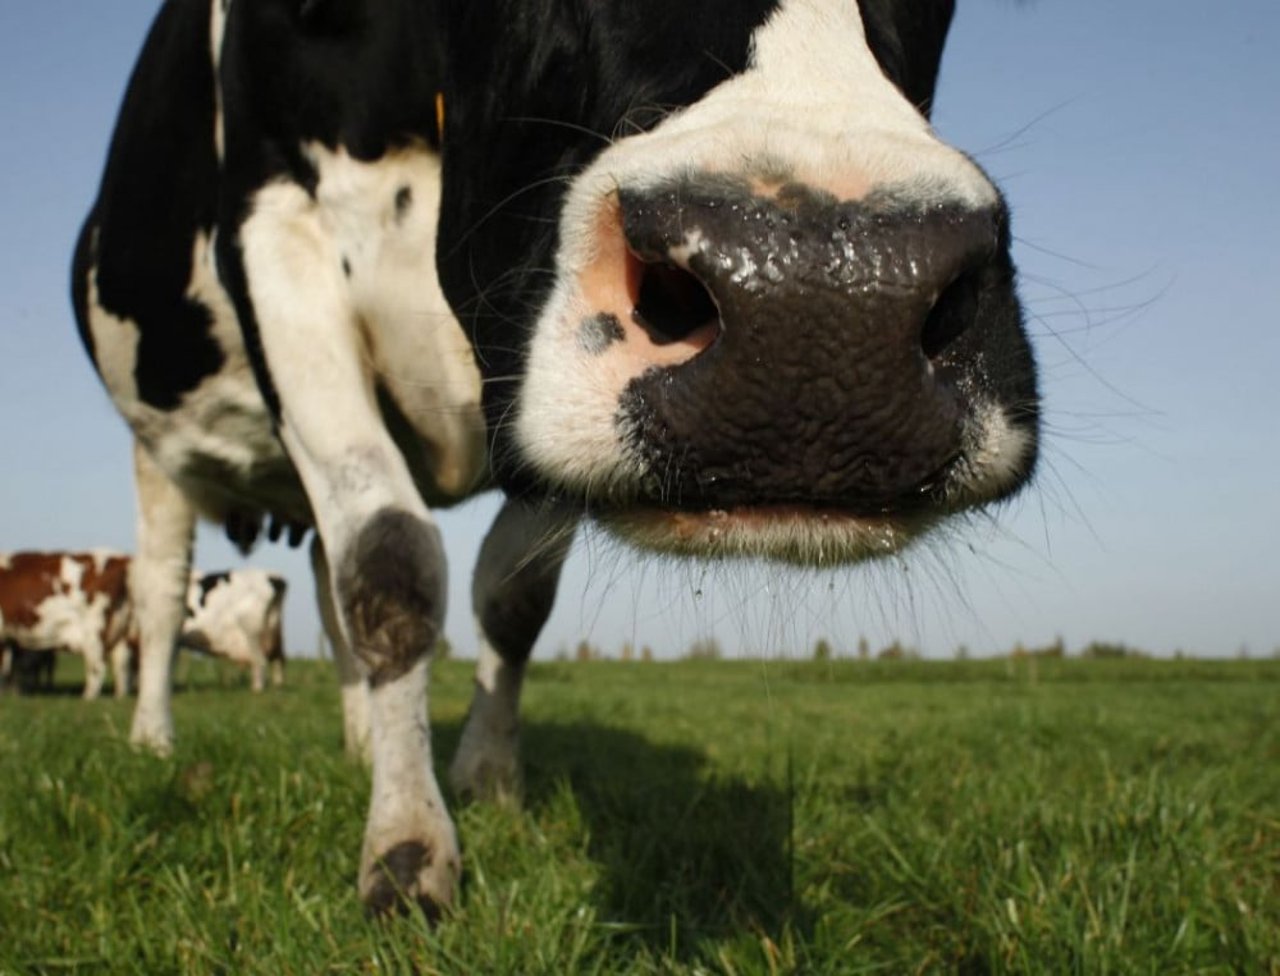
632, 260, 718, 345
920, 271, 980, 361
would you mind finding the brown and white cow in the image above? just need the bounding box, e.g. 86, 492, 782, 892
0, 551, 133, 699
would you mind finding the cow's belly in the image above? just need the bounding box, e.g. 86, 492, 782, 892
82, 230, 310, 524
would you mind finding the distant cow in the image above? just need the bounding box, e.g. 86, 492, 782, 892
0, 551, 133, 699
180, 569, 287, 691
75, 0, 1040, 915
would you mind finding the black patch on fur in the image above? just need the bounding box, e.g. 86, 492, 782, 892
394, 185, 413, 222
71, 0, 225, 410
363, 841, 442, 921
197, 571, 232, 607
577, 312, 625, 356
336, 508, 442, 687
342, 256, 352, 278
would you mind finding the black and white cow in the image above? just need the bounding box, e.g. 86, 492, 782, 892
73, 0, 1038, 916
181, 569, 288, 691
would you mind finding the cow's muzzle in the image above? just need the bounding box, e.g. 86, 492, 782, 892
610, 178, 1028, 513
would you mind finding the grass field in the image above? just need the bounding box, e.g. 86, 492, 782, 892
1, 655, 1277, 974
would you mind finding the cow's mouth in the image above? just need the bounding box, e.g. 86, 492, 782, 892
594, 500, 940, 565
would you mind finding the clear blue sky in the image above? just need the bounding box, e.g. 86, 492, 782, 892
1, 1, 1276, 660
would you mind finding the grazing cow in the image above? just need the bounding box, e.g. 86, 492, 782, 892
0, 552, 133, 699
181, 569, 288, 691
72, 0, 1039, 915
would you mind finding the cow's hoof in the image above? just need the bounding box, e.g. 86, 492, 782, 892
360, 836, 460, 921
129, 712, 174, 757
449, 732, 521, 803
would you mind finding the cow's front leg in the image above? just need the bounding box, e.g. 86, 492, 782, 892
236, 190, 458, 916
450, 499, 576, 800
311, 536, 371, 763
81, 638, 107, 700
109, 639, 132, 699
129, 439, 195, 752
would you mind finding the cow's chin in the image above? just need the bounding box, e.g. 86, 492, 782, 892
595, 504, 938, 566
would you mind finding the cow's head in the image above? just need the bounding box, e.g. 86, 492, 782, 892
436, 0, 1038, 563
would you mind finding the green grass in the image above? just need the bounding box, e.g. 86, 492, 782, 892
1, 656, 1277, 974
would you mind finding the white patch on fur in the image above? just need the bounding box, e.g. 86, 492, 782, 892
129, 440, 197, 754
241, 143, 485, 531
360, 656, 460, 910
516, 0, 1000, 507
946, 403, 1035, 504
210, 0, 228, 162
82, 229, 300, 523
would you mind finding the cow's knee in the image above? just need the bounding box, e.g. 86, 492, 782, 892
334, 507, 446, 686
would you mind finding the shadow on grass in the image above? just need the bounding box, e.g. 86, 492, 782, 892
438, 718, 804, 959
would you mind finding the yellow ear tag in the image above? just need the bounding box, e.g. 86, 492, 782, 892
434, 92, 446, 144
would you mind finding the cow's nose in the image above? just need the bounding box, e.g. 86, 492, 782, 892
619, 180, 1000, 371
612, 178, 1010, 507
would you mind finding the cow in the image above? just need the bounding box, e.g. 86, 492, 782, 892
72, 0, 1039, 916
0, 551, 133, 699
180, 569, 288, 690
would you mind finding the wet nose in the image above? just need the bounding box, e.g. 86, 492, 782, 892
620, 179, 1001, 366
615, 178, 1010, 507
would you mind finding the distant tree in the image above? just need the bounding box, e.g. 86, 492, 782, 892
641, 645, 654, 663
620, 642, 635, 663
1021, 637, 1064, 659
574, 639, 595, 662
1237, 643, 1251, 660
857, 636, 870, 661
1081, 641, 1129, 659
878, 640, 904, 661
554, 643, 569, 663
687, 636, 722, 660
955, 643, 970, 661
434, 635, 453, 660
813, 637, 833, 662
